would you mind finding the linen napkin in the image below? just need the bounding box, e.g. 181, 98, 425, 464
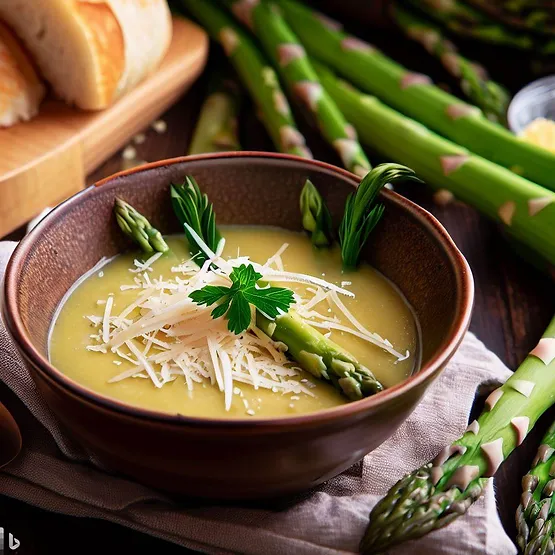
0, 240, 517, 554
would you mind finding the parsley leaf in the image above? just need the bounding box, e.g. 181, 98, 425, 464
189, 285, 230, 306
189, 263, 295, 335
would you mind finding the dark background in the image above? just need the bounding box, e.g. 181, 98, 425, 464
2, 2, 555, 553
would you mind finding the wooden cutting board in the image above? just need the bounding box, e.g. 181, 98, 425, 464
0, 17, 208, 237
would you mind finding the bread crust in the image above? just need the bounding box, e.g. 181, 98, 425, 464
0, 21, 45, 127
0, 0, 172, 110
74, 1, 126, 107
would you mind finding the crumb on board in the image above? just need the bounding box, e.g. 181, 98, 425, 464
152, 119, 167, 134
122, 145, 137, 160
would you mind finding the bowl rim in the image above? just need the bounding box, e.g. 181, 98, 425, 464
3, 152, 474, 429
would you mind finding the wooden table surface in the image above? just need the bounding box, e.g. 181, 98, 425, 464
1, 13, 555, 554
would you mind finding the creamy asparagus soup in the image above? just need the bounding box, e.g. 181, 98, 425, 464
49, 227, 419, 418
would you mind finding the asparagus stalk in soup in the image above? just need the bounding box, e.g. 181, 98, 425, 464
49, 165, 421, 418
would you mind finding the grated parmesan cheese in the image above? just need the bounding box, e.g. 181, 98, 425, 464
84, 243, 408, 411
129, 252, 163, 273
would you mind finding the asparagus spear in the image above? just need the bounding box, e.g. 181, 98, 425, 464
517, 421, 555, 554
300, 179, 334, 247
114, 198, 169, 255
404, 0, 555, 54
314, 62, 555, 268
362, 315, 555, 552
257, 311, 383, 400
188, 71, 241, 155
392, 3, 509, 125
465, 0, 555, 36
179, 0, 311, 158
218, 0, 371, 177
279, 0, 555, 190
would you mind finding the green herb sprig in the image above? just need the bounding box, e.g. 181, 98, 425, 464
339, 163, 421, 270
190, 264, 295, 334
170, 176, 222, 264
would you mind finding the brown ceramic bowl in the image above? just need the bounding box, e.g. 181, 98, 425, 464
2, 153, 473, 499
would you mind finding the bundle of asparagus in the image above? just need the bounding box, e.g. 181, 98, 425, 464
363, 315, 555, 552
404, 0, 555, 55
180, 0, 311, 158
278, 0, 555, 190
392, 3, 509, 125
315, 62, 555, 268
218, 0, 371, 176
465, 0, 555, 36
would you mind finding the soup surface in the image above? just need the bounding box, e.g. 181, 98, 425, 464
50, 227, 419, 418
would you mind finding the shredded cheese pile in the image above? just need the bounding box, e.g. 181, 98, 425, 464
85, 243, 409, 414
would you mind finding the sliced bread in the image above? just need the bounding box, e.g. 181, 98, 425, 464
0, 0, 172, 111
0, 21, 45, 127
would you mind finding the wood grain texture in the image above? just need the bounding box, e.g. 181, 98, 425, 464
0, 17, 208, 238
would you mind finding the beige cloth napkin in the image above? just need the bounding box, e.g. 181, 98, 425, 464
0, 241, 517, 554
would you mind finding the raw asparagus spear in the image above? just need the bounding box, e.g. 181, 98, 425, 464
465, 0, 555, 36
279, 0, 555, 190
314, 62, 555, 268
392, 3, 509, 125
362, 315, 555, 552
256, 311, 383, 400
218, 0, 371, 176
405, 0, 555, 54
114, 198, 169, 255
188, 71, 241, 155
517, 421, 555, 554
179, 0, 311, 157
300, 179, 334, 247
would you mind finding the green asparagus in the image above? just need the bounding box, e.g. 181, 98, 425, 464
279, 0, 555, 190
180, 0, 311, 157
188, 72, 241, 155
465, 0, 555, 36
404, 0, 555, 54
257, 311, 383, 400
363, 315, 555, 552
517, 421, 555, 554
114, 198, 169, 255
314, 62, 555, 268
300, 179, 334, 247
218, 0, 371, 176
392, 3, 509, 125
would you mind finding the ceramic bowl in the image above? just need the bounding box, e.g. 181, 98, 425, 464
2, 153, 473, 499
507, 75, 555, 134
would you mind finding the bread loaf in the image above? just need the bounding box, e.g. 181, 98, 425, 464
0, 21, 45, 127
0, 0, 172, 111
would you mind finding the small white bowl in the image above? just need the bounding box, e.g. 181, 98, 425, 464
507, 75, 555, 134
